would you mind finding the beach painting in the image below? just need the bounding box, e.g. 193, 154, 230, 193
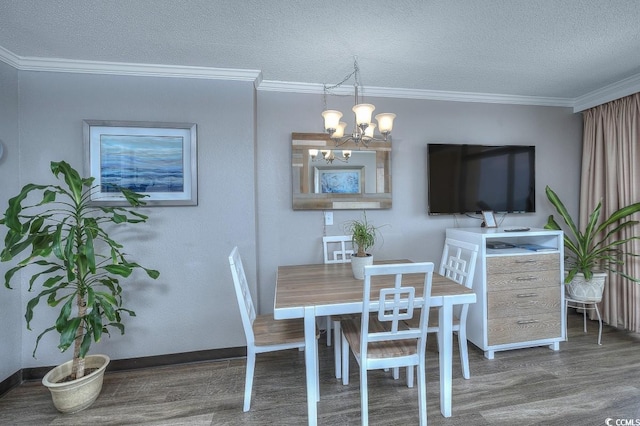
100, 134, 184, 193
84, 121, 197, 205
314, 167, 363, 194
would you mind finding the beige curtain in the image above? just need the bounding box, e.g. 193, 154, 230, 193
581, 93, 640, 332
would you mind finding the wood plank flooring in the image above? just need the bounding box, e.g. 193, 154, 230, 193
1, 311, 639, 425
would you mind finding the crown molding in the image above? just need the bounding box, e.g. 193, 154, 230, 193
573, 73, 640, 112
2, 45, 636, 110
0, 47, 261, 82
257, 80, 574, 107
0, 46, 20, 68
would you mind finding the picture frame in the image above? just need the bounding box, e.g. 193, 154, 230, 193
83, 120, 197, 206
482, 210, 498, 228
314, 166, 363, 194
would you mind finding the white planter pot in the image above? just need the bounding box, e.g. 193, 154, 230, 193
42, 354, 110, 413
566, 272, 607, 302
351, 254, 373, 280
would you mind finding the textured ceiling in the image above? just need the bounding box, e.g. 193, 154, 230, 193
1, 0, 640, 104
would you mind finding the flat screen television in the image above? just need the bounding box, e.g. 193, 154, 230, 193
427, 143, 535, 215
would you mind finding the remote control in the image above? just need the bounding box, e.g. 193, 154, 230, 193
504, 227, 530, 232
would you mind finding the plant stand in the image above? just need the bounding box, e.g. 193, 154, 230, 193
565, 297, 602, 345
563, 273, 605, 345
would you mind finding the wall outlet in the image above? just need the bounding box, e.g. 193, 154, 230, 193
324, 211, 333, 226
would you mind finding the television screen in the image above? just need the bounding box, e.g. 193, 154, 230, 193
427, 144, 535, 215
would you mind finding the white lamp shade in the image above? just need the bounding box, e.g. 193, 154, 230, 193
309, 149, 319, 157
352, 103, 375, 126
332, 121, 347, 138
375, 113, 396, 134
322, 110, 343, 131
364, 123, 376, 138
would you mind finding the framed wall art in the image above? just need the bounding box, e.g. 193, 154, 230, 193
314, 166, 363, 194
83, 120, 197, 206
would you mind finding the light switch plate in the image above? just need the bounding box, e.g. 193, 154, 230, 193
324, 211, 333, 226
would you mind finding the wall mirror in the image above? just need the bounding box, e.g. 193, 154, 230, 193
291, 133, 392, 210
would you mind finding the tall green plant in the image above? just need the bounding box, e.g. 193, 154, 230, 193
543, 185, 640, 283
0, 161, 159, 380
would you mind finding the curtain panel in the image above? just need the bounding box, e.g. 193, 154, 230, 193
581, 93, 640, 332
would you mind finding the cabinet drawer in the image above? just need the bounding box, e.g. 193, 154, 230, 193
487, 253, 560, 274
488, 312, 561, 346
487, 269, 560, 292
488, 286, 560, 319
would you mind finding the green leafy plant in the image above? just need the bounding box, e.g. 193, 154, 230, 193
543, 185, 640, 283
344, 211, 384, 257
0, 161, 159, 380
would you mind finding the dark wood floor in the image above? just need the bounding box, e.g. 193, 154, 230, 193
1, 311, 639, 425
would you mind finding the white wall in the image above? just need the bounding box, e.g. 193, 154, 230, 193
255, 91, 583, 313
0, 61, 22, 381
12, 71, 257, 370
0, 67, 583, 381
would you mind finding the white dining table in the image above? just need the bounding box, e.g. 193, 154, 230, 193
274, 259, 477, 425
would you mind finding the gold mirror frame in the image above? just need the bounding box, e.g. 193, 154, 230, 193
291, 132, 392, 210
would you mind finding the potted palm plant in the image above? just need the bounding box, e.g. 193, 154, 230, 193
543, 185, 640, 301
0, 161, 159, 413
344, 212, 384, 279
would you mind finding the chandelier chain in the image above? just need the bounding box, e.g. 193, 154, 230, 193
323, 57, 362, 111
324, 58, 360, 91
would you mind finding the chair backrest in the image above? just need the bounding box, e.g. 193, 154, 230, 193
229, 246, 256, 345
439, 238, 479, 289
360, 262, 434, 358
322, 235, 354, 264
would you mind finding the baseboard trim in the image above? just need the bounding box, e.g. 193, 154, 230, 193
1, 346, 246, 396
0, 370, 23, 399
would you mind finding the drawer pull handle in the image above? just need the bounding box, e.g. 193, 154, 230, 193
514, 259, 537, 264
516, 293, 538, 298
515, 276, 537, 281
517, 319, 539, 325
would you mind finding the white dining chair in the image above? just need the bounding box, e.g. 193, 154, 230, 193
434, 238, 478, 379
229, 246, 310, 411
403, 238, 478, 380
322, 235, 354, 379
323, 235, 354, 264
340, 262, 434, 426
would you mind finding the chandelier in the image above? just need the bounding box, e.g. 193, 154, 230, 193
322, 58, 396, 148
309, 148, 351, 164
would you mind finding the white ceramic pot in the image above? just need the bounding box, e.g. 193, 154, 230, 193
351, 254, 373, 280
566, 272, 607, 302
42, 354, 110, 413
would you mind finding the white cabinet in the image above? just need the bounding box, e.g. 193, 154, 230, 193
446, 227, 564, 359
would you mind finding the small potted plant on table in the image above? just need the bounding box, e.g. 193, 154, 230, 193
0, 161, 159, 413
344, 212, 384, 279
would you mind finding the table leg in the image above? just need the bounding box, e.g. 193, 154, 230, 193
438, 302, 453, 417
303, 306, 318, 426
